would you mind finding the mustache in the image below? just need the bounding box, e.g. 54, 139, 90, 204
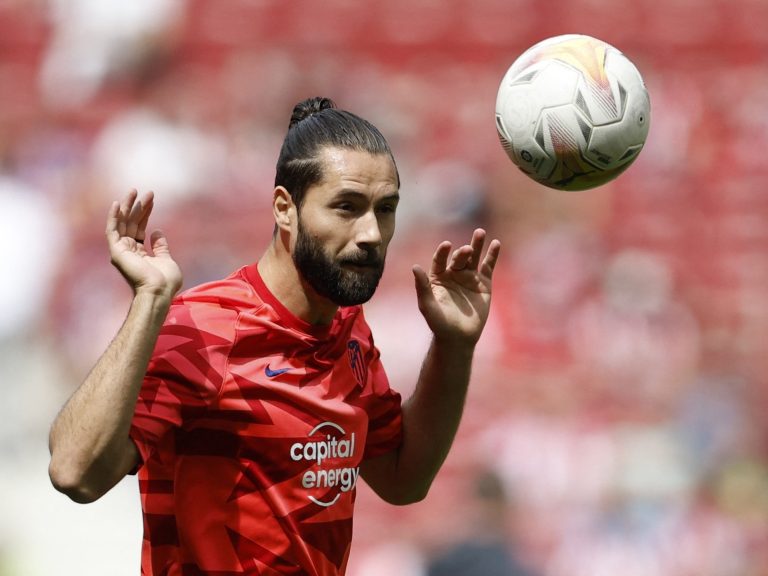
339, 250, 383, 268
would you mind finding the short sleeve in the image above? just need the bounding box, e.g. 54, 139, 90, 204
361, 352, 403, 460
129, 301, 236, 466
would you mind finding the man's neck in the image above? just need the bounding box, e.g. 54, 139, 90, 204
257, 242, 339, 326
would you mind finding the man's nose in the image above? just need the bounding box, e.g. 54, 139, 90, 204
354, 210, 382, 247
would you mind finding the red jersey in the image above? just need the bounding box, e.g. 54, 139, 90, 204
129, 264, 403, 575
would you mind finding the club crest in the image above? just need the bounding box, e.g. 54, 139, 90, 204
346, 340, 367, 388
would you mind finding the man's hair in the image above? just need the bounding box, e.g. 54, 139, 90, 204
274, 97, 399, 208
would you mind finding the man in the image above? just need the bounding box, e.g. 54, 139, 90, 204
49, 97, 501, 575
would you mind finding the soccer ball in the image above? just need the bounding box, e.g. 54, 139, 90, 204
495, 34, 651, 191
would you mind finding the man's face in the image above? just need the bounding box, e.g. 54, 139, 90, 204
291, 147, 399, 306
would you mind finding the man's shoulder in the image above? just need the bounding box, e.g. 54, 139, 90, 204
160, 266, 268, 336
174, 266, 263, 313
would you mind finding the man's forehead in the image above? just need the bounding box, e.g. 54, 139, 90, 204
318, 147, 399, 185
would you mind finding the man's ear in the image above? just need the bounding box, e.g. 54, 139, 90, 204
273, 186, 295, 231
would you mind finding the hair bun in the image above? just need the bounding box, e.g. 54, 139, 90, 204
289, 97, 337, 129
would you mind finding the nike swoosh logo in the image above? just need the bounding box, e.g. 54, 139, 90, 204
265, 364, 292, 378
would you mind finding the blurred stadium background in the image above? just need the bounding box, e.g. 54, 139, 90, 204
2, 0, 768, 574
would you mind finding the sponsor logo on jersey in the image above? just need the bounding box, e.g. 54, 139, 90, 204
290, 421, 360, 507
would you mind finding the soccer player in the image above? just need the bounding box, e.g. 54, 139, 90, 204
48, 97, 501, 575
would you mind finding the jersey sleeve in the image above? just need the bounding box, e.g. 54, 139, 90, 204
129, 301, 236, 467
362, 350, 403, 460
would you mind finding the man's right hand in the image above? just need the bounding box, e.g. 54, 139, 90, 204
106, 189, 183, 299
49, 189, 181, 503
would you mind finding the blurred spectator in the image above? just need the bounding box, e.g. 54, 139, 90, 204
0, 175, 63, 340
88, 64, 230, 206
0, 160, 68, 451
39, 0, 185, 108
408, 158, 489, 230
567, 248, 700, 413
425, 469, 539, 576
491, 225, 602, 372
675, 371, 754, 480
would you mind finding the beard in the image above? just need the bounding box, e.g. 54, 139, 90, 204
293, 218, 385, 306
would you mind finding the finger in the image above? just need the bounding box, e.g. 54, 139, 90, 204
448, 245, 474, 271
430, 241, 453, 276
479, 239, 502, 279
412, 264, 429, 293
412, 264, 436, 313
117, 189, 138, 237
148, 229, 171, 258
125, 193, 149, 239
105, 200, 120, 241
135, 192, 155, 243
465, 229, 487, 269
